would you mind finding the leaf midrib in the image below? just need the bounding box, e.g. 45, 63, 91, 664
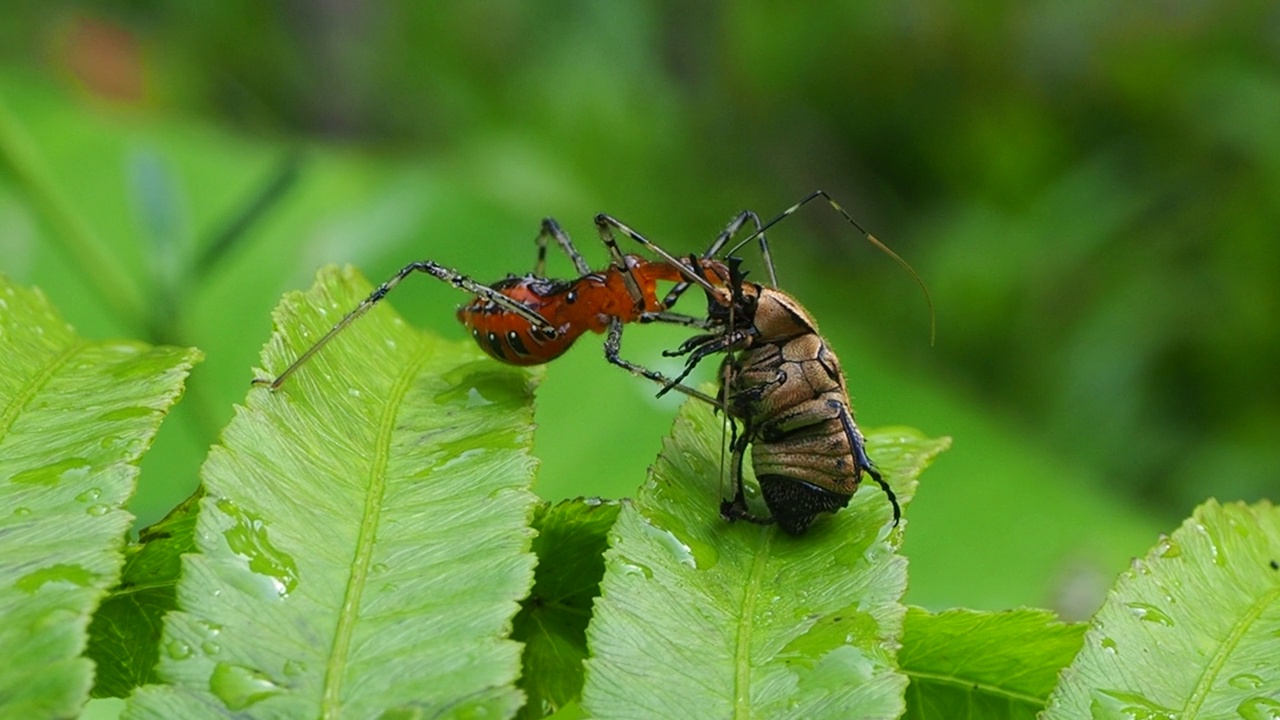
0, 340, 87, 439
733, 527, 774, 718
320, 340, 431, 719
1181, 581, 1280, 716
902, 668, 1045, 707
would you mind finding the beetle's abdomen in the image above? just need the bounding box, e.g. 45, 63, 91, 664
756, 474, 852, 535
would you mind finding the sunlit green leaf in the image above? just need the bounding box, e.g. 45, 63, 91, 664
899, 607, 1084, 719
0, 273, 199, 718
1043, 499, 1280, 719
125, 266, 542, 719
87, 488, 203, 697
581, 399, 950, 719
514, 498, 621, 719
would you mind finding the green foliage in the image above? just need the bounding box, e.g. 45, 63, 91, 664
1044, 500, 1280, 719
86, 489, 202, 697
582, 408, 948, 719
0, 273, 199, 719
0, 71, 1176, 616
899, 608, 1085, 719
126, 267, 542, 718
2, 270, 1278, 718
514, 498, 621, 718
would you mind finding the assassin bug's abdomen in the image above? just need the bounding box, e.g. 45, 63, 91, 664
455, 257, 717, 365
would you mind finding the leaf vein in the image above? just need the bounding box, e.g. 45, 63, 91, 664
903, 669, 1046, 707
0, 339, 87, 438
1182, 581, 1280, 715
734, 526, 773, 717
320, 340, 430, 719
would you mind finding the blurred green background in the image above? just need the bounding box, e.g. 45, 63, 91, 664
2, 2, 1276, 618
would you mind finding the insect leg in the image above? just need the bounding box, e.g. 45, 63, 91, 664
595, 214, 722, 297
534, 218, 591, 276
719, 420, 775, 526
720, 421, 749, 519
828, 398, 900, 526
662, 210, 773, 307
655, 329, 751, 398
603, 318, 722, 407
255, 261, 555, 390
637, 310, 717, 329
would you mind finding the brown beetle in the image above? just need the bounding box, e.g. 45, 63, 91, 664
663, 257, 900, 535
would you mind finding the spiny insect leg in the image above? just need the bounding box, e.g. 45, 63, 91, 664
595, 213, 721, 297
254, 261, 554, 390
828, 398, 900, 525
663, 209, 772, 307
720, 422, 774, 526
603, 318, 721, 407
637, 310, 717, 329
534, 217, 591, 276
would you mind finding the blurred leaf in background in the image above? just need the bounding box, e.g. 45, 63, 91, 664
2, 1, 1275, 616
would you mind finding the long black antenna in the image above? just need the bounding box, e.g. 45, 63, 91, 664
726, 190, 935, 345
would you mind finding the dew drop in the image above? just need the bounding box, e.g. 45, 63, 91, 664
12, 507, 31, 517
371, 562, 390, 575
639, 521, 696, 569
209, 662, 283, 711
283, 659, 307, 677
1126, 603, 1174, 626
14, 564, 97, 593
1089, 689, 1177, 720
1100, 636, 1118, 654
194, 619, 222, 655
1229, 673, 1264, 691
10, 457, 92, 486
86, 504, 112, 517
216, 499, 299, 597
1238, 697, 1280, 720
165, 640, 193, 660
75, 488, 102, 503
617, 560, 654, 580
1196, 522, 1227, 568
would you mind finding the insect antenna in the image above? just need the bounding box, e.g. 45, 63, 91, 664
725, 190, 936, 345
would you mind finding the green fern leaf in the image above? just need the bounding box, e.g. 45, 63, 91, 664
125, 266, 542, 719
514, 498, 621, 718
1042, 499, 1280, 719
0, 274, 199, 718
86, 488, 202, 697
581, 398, 950, 719
899, 607, 1084, 719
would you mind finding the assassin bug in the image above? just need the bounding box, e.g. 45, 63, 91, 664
254, 212, 771, 401
653, 191, 933, 535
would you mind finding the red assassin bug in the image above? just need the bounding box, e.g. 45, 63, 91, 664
254, 212, 772, 401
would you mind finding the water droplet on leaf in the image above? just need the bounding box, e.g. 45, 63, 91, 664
10, 458, 92, 486
165, 640, 193, 660
209, 662, 283, 711
1125, 603, 1174, 626
1237, 697, 1280, 720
